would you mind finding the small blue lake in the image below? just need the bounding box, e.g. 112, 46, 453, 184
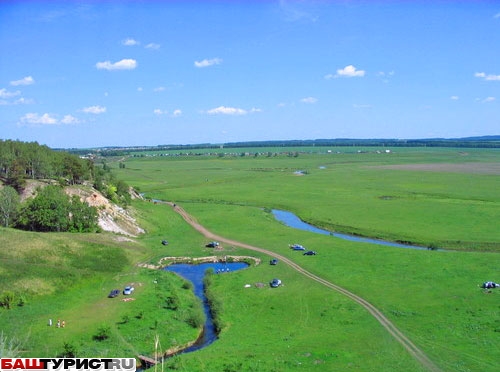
272, 209, 429, 250
164, 262, 249, 354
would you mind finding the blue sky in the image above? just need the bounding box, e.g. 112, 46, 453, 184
1, 1, 499, 148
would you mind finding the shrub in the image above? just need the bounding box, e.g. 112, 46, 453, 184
93, 324, 111, 341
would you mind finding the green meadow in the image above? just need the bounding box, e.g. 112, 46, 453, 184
1, 147, 499, 371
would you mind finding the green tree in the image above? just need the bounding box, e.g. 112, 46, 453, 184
0, 186, 20, 227
17, 186, 70, 232
68, 195, 98, 232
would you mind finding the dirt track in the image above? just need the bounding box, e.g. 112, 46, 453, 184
170, 203, 442, 372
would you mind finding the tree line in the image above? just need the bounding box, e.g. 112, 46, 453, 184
0, 140, 131, 232
0, 140, 93, 191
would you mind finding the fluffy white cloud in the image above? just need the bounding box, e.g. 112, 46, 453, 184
450, 96, 459, 100
19, 112, 81, 125
483, 96, 496, 103
61, 115, 80, 124
301, 97, 318, 104
335, 65, 365, 78
82, 105, 106, 114
96, 59, 137, 70
20, 113, 58, 125
206, 106, 247, 115
194, 58, 222, 68
145, 43, 160, 50
154, 86, 165, 92
206, 106, 260, 115
122, 38, 139, 46
475, 72, 500, 81
10, 76, 35, 86
172, 109, 182, 117
0, 88, 21, 98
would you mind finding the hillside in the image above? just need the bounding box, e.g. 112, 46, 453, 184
2, 179, 144, 238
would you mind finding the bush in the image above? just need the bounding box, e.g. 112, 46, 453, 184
93, 324, 111, 341
0, 291, 15, 310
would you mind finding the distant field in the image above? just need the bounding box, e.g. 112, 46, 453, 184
373, 162, 500, 175
115, 147, 500, 251
110, 146, 499, 371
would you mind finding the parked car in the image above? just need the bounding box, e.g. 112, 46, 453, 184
161, 240, 169, 245
123, 286, 135, 295
108, 289, 120, 298
205, 241, 220, 248
270, 259, 278, 265
303, 250, 317, 256
290, 244, 305, 251
270, 278, 282, 288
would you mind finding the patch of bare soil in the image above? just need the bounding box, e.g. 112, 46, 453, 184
66, 186, 145, 237
371, 162, 500, 175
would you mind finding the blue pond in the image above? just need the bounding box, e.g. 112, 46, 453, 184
164, 262, 248, 354
272, 209, 429, 250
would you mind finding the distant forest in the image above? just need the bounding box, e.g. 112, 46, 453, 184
0, 140, 93, 190
64, 135, 500, 156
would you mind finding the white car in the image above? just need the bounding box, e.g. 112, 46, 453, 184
123, 286, 135, 295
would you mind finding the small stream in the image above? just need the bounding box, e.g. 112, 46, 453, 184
164, 262, 249, 354
272, 209, 430, 250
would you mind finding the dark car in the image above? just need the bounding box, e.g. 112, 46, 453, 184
303, 250, 317, 255
270, 259, 278, 265
270, 278, 282, 288
205, 241, 220, 248
108, 289, 120, 298
161, 240, 169, 245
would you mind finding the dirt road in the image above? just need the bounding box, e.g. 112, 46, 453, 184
170, 203, 441, 372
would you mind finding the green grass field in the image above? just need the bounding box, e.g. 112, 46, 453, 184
1, 147, 499, 371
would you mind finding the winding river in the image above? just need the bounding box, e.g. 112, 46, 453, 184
164, 262, 249, 354
272, 209, 430, 250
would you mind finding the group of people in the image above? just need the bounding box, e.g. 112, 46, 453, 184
48, 319, 65, 328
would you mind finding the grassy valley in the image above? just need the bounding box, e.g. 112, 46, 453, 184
1, 146, 499, 371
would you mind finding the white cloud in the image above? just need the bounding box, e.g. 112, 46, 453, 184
60, 115, 80, 124
122, 38, 139, 46
154, 109, 166, 115
13, 97, 34, 105
0, 88, 21, 98
154, 86, 165, 92
145, 43, 160, 50
483, 96, 496, 103
450, 96, 459, 100
20, 113, 58, 125
206, 106, 248, 115
154, 108, 182, 117
194, 58, 222, 68
301, 97, 318, 104
82, 105, 106, 114
10, 76, 35, 86
475, 72, 500, 81
96, 59, 137, 70
335, 65, 366, 78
